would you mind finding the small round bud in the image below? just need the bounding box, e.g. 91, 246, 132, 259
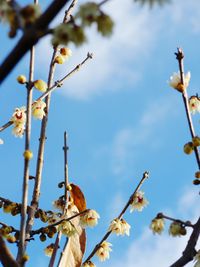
192, 136, 200, 147
193, 179, 200, 185
17, 75, 27, 84
183, 142, 194, 155
6, 235, 16, 243
34, 79, 47, 92
180, 227, 187, 236
60, 47, 72, 58
47, 231, 55, 238
54, 55, 65, 64
23, 150, 33, 160
195, 171, 200, 179
21, 254, 29, 263
39, 233, 47, 242
66, 184, 72, 191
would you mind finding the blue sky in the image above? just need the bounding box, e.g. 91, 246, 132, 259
0, 0, 200, 266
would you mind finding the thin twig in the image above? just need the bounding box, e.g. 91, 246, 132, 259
48, 132, 70, 267
31, 209, 88, 237
0, 0, 71, 84
83, 171, 149, 264
175, 48, 200, 169
0, 53, 93, 133
156, 213, 194, 228
0, 235, 19, 267
17, 29, 35, 261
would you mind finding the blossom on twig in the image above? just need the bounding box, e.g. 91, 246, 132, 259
168, 71, 191, 92
80, 209, 100, 228
32, 100, 46, 120
95, 241, 112, 262
189, 96, 200, 114
130, 191, 149, 212
108, 218, 130, 236
150, 218, 165, 234
10, 106, 26, 137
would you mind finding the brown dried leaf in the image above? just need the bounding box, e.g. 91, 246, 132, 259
70, 184, 86, 212
57, 205, 86, 267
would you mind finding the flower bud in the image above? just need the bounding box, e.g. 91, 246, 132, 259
34, 79, 47, 92
17, 75, 27, 84
40, 233, 47, 242
192, 136, 200, 147
195, 171, 200, 179
23, 150, 33, 160
183, 142, 194, 155
193, 179, 200, 185
54, 55, 65, 64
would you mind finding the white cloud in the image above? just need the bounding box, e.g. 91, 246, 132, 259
104, 187, 199, 267
36, 0, 159, 100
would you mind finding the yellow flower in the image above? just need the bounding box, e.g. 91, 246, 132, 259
60, 47, 72, 58
168, 71, 191, 92
54, 55, 65, 64
11, 107, 26, 124
44, 244, 54, 257
12, 123, 25, 138
58, 221, 76, 237
34, 79, 47, 92
189, 96, 200, 114
108, 218, 130, 236
130, 191, 149, 212
169, 222, 182, 237
32, 100, 46, 120
150, 218, 165, 234
96, 241, 112, 262
80, 209, 100, 228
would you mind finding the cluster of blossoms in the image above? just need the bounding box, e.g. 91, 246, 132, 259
150, 216, 187, 237
54, 47, 72, 65
183, 136, 200, 155
168, 71, 191, 92
130, 191, 149, 212
189, 96, 200, 114
108, 218, 131, 236
0, 2, 41, 37
10, 106, 26, 137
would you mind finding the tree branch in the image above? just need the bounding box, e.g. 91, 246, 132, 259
0, 235, 19, 267
170, 216, 200, 267
0, 0, 71, 84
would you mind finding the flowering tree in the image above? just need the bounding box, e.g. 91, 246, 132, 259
0, 0, 200, 267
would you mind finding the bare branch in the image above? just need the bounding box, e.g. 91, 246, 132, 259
0, 0, 71, 84
170, 217, 200, 267
0, 235, 19, 267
